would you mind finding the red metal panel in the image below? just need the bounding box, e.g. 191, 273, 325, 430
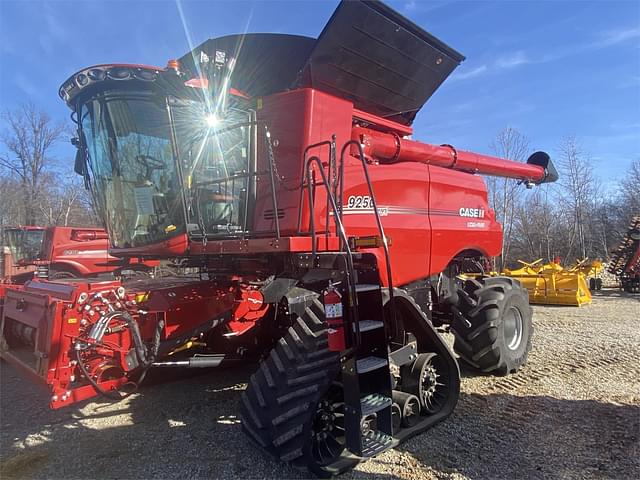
254, 88, 353, 235
338, 161, 432, 287
189, 236, 340, 255
428, 165, 502, 274
48, 227, 117, 275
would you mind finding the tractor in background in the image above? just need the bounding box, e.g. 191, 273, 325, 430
608, 216, 640, 293
2, 225, 113, 282
0, 1, 559, 476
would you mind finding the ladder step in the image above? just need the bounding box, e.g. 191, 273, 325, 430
355, 284, 380, 293
361, 430, 394, 457
357, 356, 388, 374
354, 320, 384, 332
360, 393, 392, 417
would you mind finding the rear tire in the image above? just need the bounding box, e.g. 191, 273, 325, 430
452, 276, 533, 375
240, 297, 359, 477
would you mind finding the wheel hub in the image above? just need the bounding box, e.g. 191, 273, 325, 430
314, 400, 337, 437
310, 389, 346, 464
404, 353, 451, 415
420, 364, 439, 405
503, 306, 524, 351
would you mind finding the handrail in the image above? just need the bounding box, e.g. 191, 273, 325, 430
298, 140, 335, 237
339, 140, 397, 332
305, 155, 362, 348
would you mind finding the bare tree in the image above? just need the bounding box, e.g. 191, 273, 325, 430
38, 176, 97, 227
619, 159, 640, 221
513, 185, 558, 262
0, 103, 67, 225
487, 127, 530, 269
557, 136, 595, 261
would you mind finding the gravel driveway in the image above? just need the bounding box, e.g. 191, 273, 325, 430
1, 289, 638, 479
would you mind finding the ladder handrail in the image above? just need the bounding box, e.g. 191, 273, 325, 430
305, 155, 362, 347
339, 140, 396, 328
298, 139, 336, 238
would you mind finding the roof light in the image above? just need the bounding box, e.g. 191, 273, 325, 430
76, 74, 88, 86
88, 68, 106, 81
107, 67, 131, 80
133, 68, 157, 81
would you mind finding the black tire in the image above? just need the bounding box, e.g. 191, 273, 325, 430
240, 297, 359, 477
595, 278, 603, 291
589, 278, 597, 291
452, 276, 533, 375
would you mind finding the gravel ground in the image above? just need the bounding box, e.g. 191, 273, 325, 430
1, 288, 639, 479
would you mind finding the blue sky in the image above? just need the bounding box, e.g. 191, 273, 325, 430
1, 0, 638, 187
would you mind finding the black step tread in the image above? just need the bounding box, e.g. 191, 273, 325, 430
353, 320, 384, 332
356, 356, 388, 374
360, 393, 392, 417
355, 284, 380, 293
361, 430, 394, 457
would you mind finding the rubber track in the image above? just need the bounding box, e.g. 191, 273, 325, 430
239, 298, 350, 475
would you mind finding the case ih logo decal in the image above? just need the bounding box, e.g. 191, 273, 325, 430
459, 207, 485, 218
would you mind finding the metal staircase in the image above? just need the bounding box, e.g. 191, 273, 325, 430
300, 137, 397, 458
341, 276, 395, 457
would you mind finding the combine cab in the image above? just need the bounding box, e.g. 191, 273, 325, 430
2, 226, 45, 283
2, 1, 559, 476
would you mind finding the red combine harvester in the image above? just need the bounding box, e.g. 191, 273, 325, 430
2, 225, 116, 283
0, 1, 558, 476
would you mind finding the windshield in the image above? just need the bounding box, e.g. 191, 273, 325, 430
80, 90, 253, 250
81, 92, 185, 249
6, 229, 45, 263
171, 100, 252, 236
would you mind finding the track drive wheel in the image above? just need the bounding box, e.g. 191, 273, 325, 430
452, 276, 533, 375
240, 297, 359, 478
401, 353, 454, 414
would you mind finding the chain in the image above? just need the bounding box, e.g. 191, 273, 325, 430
265, 128, 305, 192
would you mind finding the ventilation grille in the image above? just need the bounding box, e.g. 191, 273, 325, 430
264, 209, 285, 220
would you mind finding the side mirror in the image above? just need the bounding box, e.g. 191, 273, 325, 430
527, 151, 559, 184
74, 149, 86, 176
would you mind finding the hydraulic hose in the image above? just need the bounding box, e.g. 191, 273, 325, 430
75, 311, 165, 401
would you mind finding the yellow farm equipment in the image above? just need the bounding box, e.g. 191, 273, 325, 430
502, 259, 594, 307
571, 258, 604, 291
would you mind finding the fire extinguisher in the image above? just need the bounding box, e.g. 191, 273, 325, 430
323, 283, 345, 352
